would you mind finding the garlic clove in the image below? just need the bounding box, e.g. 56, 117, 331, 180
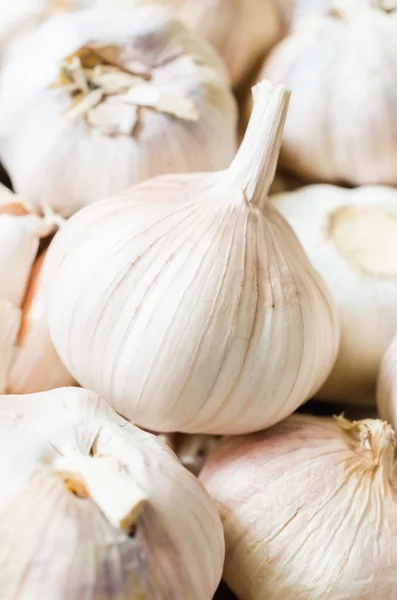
273, 184, 397, 405
0, 7, 237, 217
7, 250, 75, 394
44, 80, 339, 435
0, 387, 224, 599
0, 299, 21, 394
200, 413, 397, 600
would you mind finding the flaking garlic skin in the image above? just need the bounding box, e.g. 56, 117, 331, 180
262, 3, 397, 185
0, 387, 224, 600
0, 7, 237, 217
200, 414, 397, 600
45, 81, 339, 435
273, 184, 397, 405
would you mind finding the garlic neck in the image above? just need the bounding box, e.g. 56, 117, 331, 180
226, 81, 290, 211
54, 454, 148, 534
336, 416, 397, 483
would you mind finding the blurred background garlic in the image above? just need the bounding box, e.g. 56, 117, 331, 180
273, 184, 397, 406
0, 387, 224, 599
86, 0, 284, 88
377, 332, 397, 431
261, 1, 397, 185
201, 414, 397, 600
0, 184, 73, 393
0, 7, 237, 216
159, 433, 221, 476
44, 81, 339, 435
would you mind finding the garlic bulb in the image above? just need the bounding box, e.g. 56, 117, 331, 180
44, 80, 339, 435
377, 333, 397, 431
89, 0, 282, 88
0, 186, 71, 393
273, 184, 397, 405
8, 250, 75, 394
0, 8, 237, 217
200, 413, 397, 600
0, 387, 224, 599
262, 2, 397, 185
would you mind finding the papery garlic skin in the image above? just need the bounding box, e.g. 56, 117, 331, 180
88, 0, 282, 87
44, 81, 339, 435
273, 184, 397, 405
377, 333, 397, 431
0, 8, 237, 217
201, 414, 397, 600
263, 5, 397, 185
0, 387, 224, 599
8, 250, 75, 394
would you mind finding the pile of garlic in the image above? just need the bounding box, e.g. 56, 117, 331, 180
3, 2, 397, 599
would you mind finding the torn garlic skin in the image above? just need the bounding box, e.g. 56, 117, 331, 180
0, 7, 237, 216
0, 387, 224, 600
0, 184, 70, 394
273, 184, 397, 405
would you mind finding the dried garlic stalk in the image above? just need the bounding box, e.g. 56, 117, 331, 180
0, 387, 224, 599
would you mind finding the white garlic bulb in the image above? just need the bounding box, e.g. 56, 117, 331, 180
200, 414, 397, 600
273, 184, 397, 405
262, 2, 397, 185
0, 387, 224, 599
88, 0, 283, 88
0, 7, 237, 217
44, 80, 339, 435
377, 333, 397, 431
0, 185, 72, 394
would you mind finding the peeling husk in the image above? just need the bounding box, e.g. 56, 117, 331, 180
88, 0, 283, 87
200, 414, 397, 600
7, 250, 75, 394
44, 80, 339, 435
0, 186, 69, 394
0, 7, 237, 217
262, 4, 397, 185
273, 184, 397, 405
0, 387, 224, 599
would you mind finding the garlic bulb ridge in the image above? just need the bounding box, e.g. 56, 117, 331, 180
262, 2, 397, 185
0, 7, 237, 216
200, 414, 397, 600
273, 184, 397, 405
377, 332, 397, 432
45, 80, 339, 435
0, 387, 224, 599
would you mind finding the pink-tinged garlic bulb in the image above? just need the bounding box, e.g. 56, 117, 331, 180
0, 7, 237, 217
201, 414, 397, 600
44, 81, 339, 435
8, 250, 75, 393
0, 387, 224, 599
262, 1, 397, 185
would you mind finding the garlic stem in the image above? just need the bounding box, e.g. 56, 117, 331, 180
226, 80, 290, 210
54, 455, 148, 534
